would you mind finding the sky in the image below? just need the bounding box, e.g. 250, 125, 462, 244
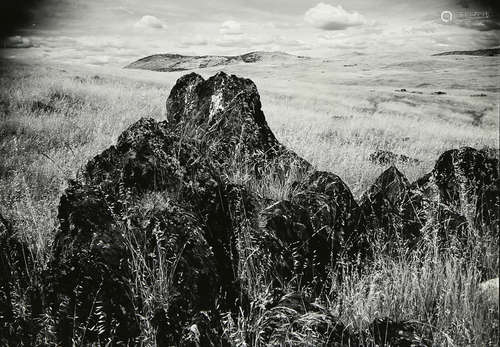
2, 0, 499, 66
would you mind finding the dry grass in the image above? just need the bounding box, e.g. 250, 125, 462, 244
0, 57, 498, 346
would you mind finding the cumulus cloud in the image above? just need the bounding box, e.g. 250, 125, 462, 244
220, 20, 242, 35
3, 35, 33, 48
134, 15, 167, 29
304, 3, 366, 30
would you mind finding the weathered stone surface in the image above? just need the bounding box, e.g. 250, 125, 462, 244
46, 183, 139, 345
431, 147, 499, 230
128, 201, 223, 346
369, 150, 420, 166
83, 117, 217, 197
49, 119, 253, 344
165, 71, 310, 174
257, 172, 365, 295
294, 171, 366, 257
360, 166, 424, 247
259, 200, 320, 289
43, 70, 498, 346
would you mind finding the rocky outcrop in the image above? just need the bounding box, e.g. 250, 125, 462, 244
360, 166, 424, 248
360, 146, 499, 248
165, 72, 311, 175
426, 147, 499, 231
43, 72, 328, 345
33, 71, 497, 346
369, 150, 420, 166
255, 171, 367, 296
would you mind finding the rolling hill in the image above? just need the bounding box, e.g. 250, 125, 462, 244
124, 51, 309, 72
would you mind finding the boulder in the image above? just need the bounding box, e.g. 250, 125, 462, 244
165, 71, 310, 174
360, 166, 424, 248
432, 147, 499, 230
257, 172, 365, 295
46, 183, 139, 345
48, 115, 263, 344
294, 171, 367, 261
369, 150, 420, 166
47, 70, 319, 345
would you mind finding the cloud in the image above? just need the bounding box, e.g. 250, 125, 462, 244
220, 20, 242, 35
3, 35, 33, 48
134, 15, 167, 29
453, 18, 500, 31
304, 3, 366, 30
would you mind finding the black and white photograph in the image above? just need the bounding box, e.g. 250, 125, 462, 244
0, 0, 499, 345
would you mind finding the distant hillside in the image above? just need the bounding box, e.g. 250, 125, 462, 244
433, 48, 500, 57
125, 51, 309, 72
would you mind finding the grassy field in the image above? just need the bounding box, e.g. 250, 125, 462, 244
0, 54, 498, 345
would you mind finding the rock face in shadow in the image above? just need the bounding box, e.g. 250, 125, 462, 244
44, 72, 354, 345
431, 147, 499, 230
46, 184, 139, 345
360, 146, 499, 248
360, 166, 424, 248
165, 72, 311, 174
48, 118, 251, 345
256, 171, 368, 296
38, 71, 498, 346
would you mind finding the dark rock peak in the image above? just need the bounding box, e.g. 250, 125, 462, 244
165, 71, 310, 172
7, 70, 497, 346
361, 166, 411, 206
360, 166, 425, 247
369, 149, 420, 166
431, 146, 499, 229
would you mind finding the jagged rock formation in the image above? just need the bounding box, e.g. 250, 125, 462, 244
43, 72, 341, 345
361, 147, 499, 248
369, 150, 420, 166
1, 71, 498, 346
432, 147, 499, 230
360, 166, 424, 249
165, 72, 310, 174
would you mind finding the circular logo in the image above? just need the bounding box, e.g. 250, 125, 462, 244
441, 11, 453, 23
